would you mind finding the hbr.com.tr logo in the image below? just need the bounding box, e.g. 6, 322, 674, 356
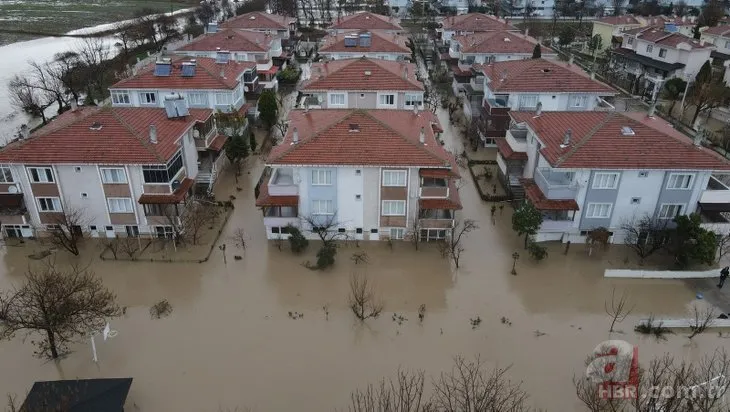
585, 340, 640, 399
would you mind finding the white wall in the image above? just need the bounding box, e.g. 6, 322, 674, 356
337, 167, 364, 230
406, 167, 419, 231
181, 129, 199, 180
110, 87, 243, 111
362, 167, 379, 235
55, 165, 110, 227
321, 52, 406, 61
609, 169, 664, 228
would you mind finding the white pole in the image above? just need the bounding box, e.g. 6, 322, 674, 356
91, 335, 98, 363
679, 73, 692, 119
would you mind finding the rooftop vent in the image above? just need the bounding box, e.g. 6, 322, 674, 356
541, 68, 551, 73
364, 70, 372, 76
89, 122, 103, 131
503, 37, 510, 42
149, 124, 158, 144
349, 123, 360, 132
534, 101, 542, 117
419, 126, 425, 144
560, 128, 572, 148
621, 126, 635, 136
249, 15, 256, 20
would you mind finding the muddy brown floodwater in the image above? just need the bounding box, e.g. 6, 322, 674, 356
0, 112, 726, 411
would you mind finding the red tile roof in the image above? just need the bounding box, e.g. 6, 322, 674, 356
267, 109, 456, 169
419, 181, 463, 210
176, 29, 272, 53
596, 15, 641, 25
520, 178, 579, 210
702, 25, 730, 36
453, 31, 554, 55
475, 58, 615, 94
495, 138, 527, 161
510, 111, 730, 170
441, 13, 517, 32
255, 174, 299, 207
420, 168, 455, 178
319, 31, 410, 54
209, 134, 229, 151
301, 58, 423, 91
138, 178, 194, 204
0, 107, 212, 164
330, 12, 402, 31
623, 26, 709, 49
111, 57, 255, 90
220, 12, 295, 30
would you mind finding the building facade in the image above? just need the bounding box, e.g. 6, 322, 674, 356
219, 11, 296, 40
438, 13, 518, 45
318, 31, 411, 61
328, 12, 403, 33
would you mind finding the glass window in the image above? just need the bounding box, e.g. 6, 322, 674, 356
311, 169, 332, 185
28, 167, 54, 183
659, 48, 667, 58
0, 166, 13, 183
518, 95, 538, 109
627, 37, 634, 45
383, 170, 407, 186
144, 204, 167, 216
111, 90, 131, 105
37, 197, 61, 212
659, 204, 684, 219
585, 203, 612, 218
646, 44, 653, 53
143, 151, 183, 183
100, 167, 127, 184
139, 92, 157, 105
570, 95, 588, 107
378, 94, 395, 106
216, 93, 233, 106
404, 93, 423, 107
382, 200, 406, 216
390, 228, 405, 239
329, 93, 346, 106
107, 198, 134, 213
667, 173, 693, 189
311, 199, 334, 215
187, 92, 208, 106
592, 172, 620, 189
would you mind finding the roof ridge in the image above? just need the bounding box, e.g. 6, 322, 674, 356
364, 110, 449, 167
268, 111, 354, 162
110, 109, 166, 163
554, 112, 614, 167
196, 60, 231, 89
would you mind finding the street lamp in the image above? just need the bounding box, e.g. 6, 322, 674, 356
511, 252, 520, 275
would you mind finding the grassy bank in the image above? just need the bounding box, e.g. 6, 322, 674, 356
0, 0, 198, 45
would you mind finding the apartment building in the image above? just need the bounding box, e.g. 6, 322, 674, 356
473, 58, 615, 145
298, 58, 424, 109
173, 29, 284, 91
328, 12, 403, 34
219, 11, 296, 40
611, 24, 712, 100
449, 30, 556, 64
318, 31, 411, 61
589, 15, 643, 53
0, 106, 223, 239
256, 109, 461, 241
498, 110, 730, 243
437, 13, 518, 45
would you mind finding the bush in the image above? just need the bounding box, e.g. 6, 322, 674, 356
277, 67, 301, 83
528, 242, 548, 261
316, 243, 337, 269
287, 225, 309, 254
483, 167, 493, 180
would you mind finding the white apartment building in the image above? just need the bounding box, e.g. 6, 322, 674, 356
0, 106, 225, 239
498, 111, 730, 243
256, 109, 461, 241
449, 30, 557, 64
318, 31, 411, 61
298, 58, 424, 109
437, 13, 518, 45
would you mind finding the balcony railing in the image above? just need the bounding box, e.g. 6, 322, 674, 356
419, 185, 449, 198
700, 175, 730, 204
534, 168, 578, 200
268, 168, 298, 196
595, 96, 616, 112
419, 209, 454, 228
505, 129, 528, 152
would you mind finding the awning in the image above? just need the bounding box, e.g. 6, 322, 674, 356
208, 134, 229, 151
138, 178, 194, 204
495, 138, 527, 161
698, 202, 730, 213
712, 50, 730, 61
419, 181, 463, 210
611, 48, 685, 72
520, 178, 579, 211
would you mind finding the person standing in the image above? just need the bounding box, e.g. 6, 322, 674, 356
719, 266, 729, 289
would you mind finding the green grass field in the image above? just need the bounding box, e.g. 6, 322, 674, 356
0, 0, 199, 45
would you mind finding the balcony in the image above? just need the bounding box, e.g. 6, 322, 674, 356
419, 209, 454, 229
534, 168, 578, 200
595, 96, 616, 112
540, 210, 576, 232
448, 47, 460, 59
264, 205, 299, 227
419, 177, 449, 198
0, 193, 29, 225
268, 168, 298, 196
699, 175, 730, 204
505, 128, 528, 153
482, 97, 510, 115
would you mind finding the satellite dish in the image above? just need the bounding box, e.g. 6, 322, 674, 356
7, 185, 18, 194
244, 86, 249, 92
171, 180, 181, 190
193, 129, 201, 138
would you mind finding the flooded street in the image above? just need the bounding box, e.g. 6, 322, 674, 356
0, 111, 727, 410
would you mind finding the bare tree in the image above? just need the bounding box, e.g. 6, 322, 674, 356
48, 206, 90, 256
441, 219, 478, 269
119, 236, 140, 260
348, 272, 383, 321
75, 37, 111, 97
716, 232, 730, 263
348, 368, 428, 412
407, 215, 421, 250
230, 227, 248, 250
51, 51, 84, 105
621, 216, 668, 265
300, 212, 343, 246
605, 287, 634, 333
100, 236, 120, 259
0, 261, 121, 359
180, 201, 221, 245
8, 75, 53, 124
688, 304, 716, 340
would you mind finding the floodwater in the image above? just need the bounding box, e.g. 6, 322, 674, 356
0, 115, 727, 411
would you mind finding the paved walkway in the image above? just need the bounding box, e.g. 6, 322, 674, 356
685, 278, 730, 315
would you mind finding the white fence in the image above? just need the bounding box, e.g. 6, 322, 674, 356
637, 318, 730, 328
604, 269, 721, 279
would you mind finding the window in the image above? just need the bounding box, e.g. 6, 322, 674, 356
329, 93, 346, 106
592, 172, 620, 189
627, 37, 634, 45
105, 226, 114, 231
80, 192, 88, 198
111, 90, 130, 105
378, 94, 395, 107
371, 228, 378, 233
215, 93, 233, 106
311, 169, 332, 185
659, 203, 684, 219
100, 167, 127, 184
126, 225, 140, 237
570, 95, 588, 108
107, 197, 134, 213
382, 200, 406, 216
144, 204, 167, 216
139, 92, 157, 105
355, 169, 361, 175
518, 95, 539, 109
187, 92, 207, 106
646, 44, 653, 53
355, 194, 361, 200
75, 166, 82, 173
667, 173, 693, 189
585, 203, 612, 219
28, 167, 54, 183
631, 197, 641, 204
142, 151, 183, 183
37, 197, 61, 212
311, 199, 334, 215
155, 226, 174, 239
338, 228, 346, 233
390, 228, 405, 239
356, 228, 363, 234
90, 225, 97, 231
271, 226, 293, 234
659, 48, 667, 58
404, 93, 423, 107
383, 170, 407, 186
0, 166, 12, 183
638, 171, 649, 178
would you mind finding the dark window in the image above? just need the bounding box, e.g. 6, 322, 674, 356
90, 225, 97, 231
272, 227, 281, 234
338, 228, 346, 233
105, 226, 113, 231
126, 225, 140, 237
371, 228, 378, 234
144, 203, 167, 216
281, 226, 292, 234
143, 151, 183, 183
356, 228, 363, 234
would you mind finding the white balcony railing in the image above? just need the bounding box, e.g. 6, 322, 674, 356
541, 219, 574, 232
268, 168, 298, 196
419, 186, 449, 199
700, 175, 730, 204
505, 129, 528, 153
534, 168, 578, 200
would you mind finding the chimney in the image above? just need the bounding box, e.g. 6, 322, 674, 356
590, 72, 596, 80
560, 129, 572, 148
19, 124, 29, 139
149, 125, 158, 144
568, 55, 574, 66
220, 68, 226, 78
413, 103, 419, 117
419, 126, 425, 144
534, 101, 542, 117
524, 28, 529, 37
70, 100, 78, 112
403, 67, 408, 79
292, 127, 299, 144
694, 133, 703, 146
647, 102, 656, 118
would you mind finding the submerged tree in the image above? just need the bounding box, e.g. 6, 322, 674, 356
348, 272, 384, 321
666, 213, 717, 268
512, 201, 543, 249
47, 206, 90, 256
0, 262, 121, 359
258, 89, 279, 130
621, 215, 668, 264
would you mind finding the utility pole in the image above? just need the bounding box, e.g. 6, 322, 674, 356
679, 72, 693, 121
